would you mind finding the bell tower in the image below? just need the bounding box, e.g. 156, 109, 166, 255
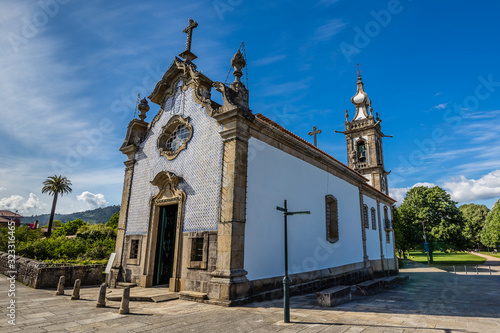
337, 71, 391, 194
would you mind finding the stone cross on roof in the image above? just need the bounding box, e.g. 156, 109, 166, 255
179, 18, 198, 62
308, 125, 322, 147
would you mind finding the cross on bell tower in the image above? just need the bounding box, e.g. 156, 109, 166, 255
336, 71, 392, 194
178, 18, 198, 62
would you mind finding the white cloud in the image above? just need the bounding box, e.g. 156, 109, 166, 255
77, 191, 108, 208
0, 187, 5, 191
0, 193, 43, 214
315, 19, 346, 41
390, 182, 437, 205
443, 170, 500, 202
433, 103, 448, 109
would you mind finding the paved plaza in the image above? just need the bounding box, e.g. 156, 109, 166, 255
1, 260, 499, 332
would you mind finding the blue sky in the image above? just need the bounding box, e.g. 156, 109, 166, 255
1, 0, 500, 216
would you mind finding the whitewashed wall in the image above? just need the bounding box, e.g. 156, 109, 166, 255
125, 81, 223, 235
363, 195, 381, 260
244, 138, 364, 281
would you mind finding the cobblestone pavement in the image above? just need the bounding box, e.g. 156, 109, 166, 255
1, 261, 499, 332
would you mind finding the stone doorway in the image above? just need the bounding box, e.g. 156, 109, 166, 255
153, 204, 179, 286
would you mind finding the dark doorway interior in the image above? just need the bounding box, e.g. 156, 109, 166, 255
153, 204, 178, 285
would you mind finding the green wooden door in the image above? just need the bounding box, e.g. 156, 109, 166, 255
153, 205, 178, 285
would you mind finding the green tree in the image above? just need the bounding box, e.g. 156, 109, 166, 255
393, 206, 421, 258
42, 175, 72, 237
394, 186, 466, 262
459, 203, 489, 249
52, 218, 87, 237
481, 199, 500, 248
105, 211, 119, 229
52, 220, 63, 228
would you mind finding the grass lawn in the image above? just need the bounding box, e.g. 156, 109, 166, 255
479, 251, 500, 258
408, 251, 487, 266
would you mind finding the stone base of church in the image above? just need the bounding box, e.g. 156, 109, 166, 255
181, 259, 398, 306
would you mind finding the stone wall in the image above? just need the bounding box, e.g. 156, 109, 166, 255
0, 252, 103, 289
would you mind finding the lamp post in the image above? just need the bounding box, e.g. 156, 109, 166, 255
276, 200, 310, 324
421, 220, 430, 265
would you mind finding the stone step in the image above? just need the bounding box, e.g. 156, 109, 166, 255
179, 291, 208, 302
378, 276, 400, 289
152, 294, 180, 303
316, 285, 352, 307
355, 279, 380, 296
116, 282, 137, 289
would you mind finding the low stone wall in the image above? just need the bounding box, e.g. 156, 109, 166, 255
0, 252, 104, 289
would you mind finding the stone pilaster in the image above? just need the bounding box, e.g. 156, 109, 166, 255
358, 188, 369, 267
376, 201, 385, 275
208, 108, 251, 302
111, 146, 137, 286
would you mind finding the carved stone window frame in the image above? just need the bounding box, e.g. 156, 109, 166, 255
157, 115, 193, 160
371, 207, 377, 230
356, 138, 367, 163
363, 204, 369, 229
186, 231, 209, 270
325, 195, 339, 244
127, 236, 142, 266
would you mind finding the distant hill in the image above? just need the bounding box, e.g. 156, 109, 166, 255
22, 205, 120, 225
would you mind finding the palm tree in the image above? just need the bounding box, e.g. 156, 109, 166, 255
42, 175, 72, 237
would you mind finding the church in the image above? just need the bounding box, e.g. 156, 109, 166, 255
110, 19, 397, 305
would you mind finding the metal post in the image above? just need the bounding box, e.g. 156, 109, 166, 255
465, 265, 467, 274
283, 200, 290, 324
489, 266, 491, 275
276, 200, 310, 324
476, 265, 478, 275
453, 265, 456, 274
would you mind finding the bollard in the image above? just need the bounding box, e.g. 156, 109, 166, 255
476, 265, 478, 275
96, 283, 107, 307
465, 265, 467, 274
453, 265, 456, 274
118, 287, 130, 314
489, 266, 492, 275
71, 279, 81, 300
55, 276, 65, 295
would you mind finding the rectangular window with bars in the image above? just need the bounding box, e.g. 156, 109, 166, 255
130, 239, 139, 259
190, 238, 204, 262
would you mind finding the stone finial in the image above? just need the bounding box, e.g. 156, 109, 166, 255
369, 102, 373, 117
231, 50, 246, 85
96, 283, 106, 307
71, 279, 81, 300
55, 276, 65, 295
118, 287, 130, 314
376, 112, 381, 122
138, 98, 150, 121
345, 109, 349, 121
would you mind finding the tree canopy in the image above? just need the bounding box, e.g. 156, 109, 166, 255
42, 175, 72, 237
393, 186, 466, 261
459, 203, 489, 248
481, 199, 500, 248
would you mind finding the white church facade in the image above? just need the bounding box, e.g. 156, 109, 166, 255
110, 20, 397, 305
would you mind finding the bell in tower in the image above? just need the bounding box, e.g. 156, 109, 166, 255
336, 69, 392, 194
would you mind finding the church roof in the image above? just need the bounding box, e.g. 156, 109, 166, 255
254, 114, 396, 203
